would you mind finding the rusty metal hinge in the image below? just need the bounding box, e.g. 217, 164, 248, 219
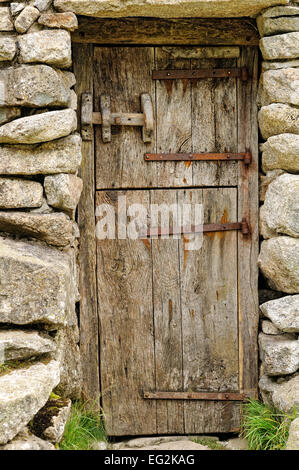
140, 219, 250, 239
145, 152, 252, 165
81, 92, 154, 143
152, 67, 248, 81
143, 391, 252, 401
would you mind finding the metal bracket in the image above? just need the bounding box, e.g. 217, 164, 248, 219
81, 92, 154, 143
145, 152, 252, 165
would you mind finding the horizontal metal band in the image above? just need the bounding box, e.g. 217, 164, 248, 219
152, 67, 248, 81
143, 391, 248, 401
140, 220, 249, 238
145, 152, 252, 165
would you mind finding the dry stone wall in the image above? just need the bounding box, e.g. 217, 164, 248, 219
0, 0, 81, 449
257, 4, 299, 419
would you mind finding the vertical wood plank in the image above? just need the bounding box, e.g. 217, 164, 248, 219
97, 191, 157, 436
73, 44, 100, 405
94, 47, 156, 190
180, 188, 240, 433
151, 189, 184, 434
237, 47, 259, 397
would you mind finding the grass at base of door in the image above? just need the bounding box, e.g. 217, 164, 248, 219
241, 399, 297, 450
59, 401, 107, 451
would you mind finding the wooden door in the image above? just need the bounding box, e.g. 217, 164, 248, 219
92, 46, 258, 436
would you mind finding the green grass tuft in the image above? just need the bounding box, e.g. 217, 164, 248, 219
59, 401, 107, 451
241, 399, 296, 450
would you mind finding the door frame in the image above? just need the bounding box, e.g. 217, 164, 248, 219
73, 18, 259, 410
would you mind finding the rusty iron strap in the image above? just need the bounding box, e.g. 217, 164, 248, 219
140, 219, 250, 238
152, 67, 248, 81
145, 152, 252, 165
143, 391, 249, 401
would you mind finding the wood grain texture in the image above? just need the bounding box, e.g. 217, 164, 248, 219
91, 44, 259, 434
151, 190, 184, 434
73, 17, 259, 46
96, 191, 157, 436
73, 44, 100, 405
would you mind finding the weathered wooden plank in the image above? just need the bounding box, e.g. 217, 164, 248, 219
94, 47, 156, 190
151, 189, 184, 434
73, 17, 259, 46
237, 47, 259, 397
96, 191, 157, 436
180, 188, 240, 433
191, 58, 238, 186
155, 48, 192, 187
73, 44, 100, 405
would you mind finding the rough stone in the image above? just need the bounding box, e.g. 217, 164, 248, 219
0, 134, 82, 176
0, 238, 78, 329
53, 327, 82, 400
15, 6, 40, 34
258, 237, 299, 293
261, 6, 299, 17
0, 36, 16, 61
19, 30, 72, 68
262, 60, 299, 71
0, 109, 77, 144
0, 212, 76, 247
0, 178, 43, 209
260, 295, 299, 333
0, 8, 14, 32
0, 360, 60, 444
260, 174, 299, 238
53, 0, 289, 18
259, 289, 286, 307
0, 330, 56, 362
260, 33, 299, 61
261, 134, 299, 173
260, 170, 285, 201
0, 427, 55, 450
259, 374, 299, 414
38, 11, 78, 31
262, 320, 281, 335
11, 3, 26, 17
259, 104, 299, 139
44, 174, 83, 218
32, 398, 71, 443
60, 70, 76, 88
259, 333, 299, 376
0, 65, 71, 108
286, 418, 299, 450
257, 16, 299, 37
0, 108, 21, 126
259, 68, 299, 106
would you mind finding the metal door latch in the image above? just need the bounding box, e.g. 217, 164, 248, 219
81, 92, 154, 143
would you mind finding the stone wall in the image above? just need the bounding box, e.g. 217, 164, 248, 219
0, 1, 82, 449
0, 0, 298, 450
257, 4, 299, 416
